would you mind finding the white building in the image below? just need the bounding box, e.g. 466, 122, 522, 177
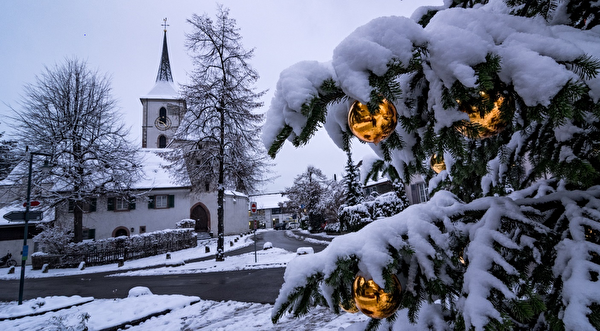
51, 149, 249, 240
249, 193, 293, 228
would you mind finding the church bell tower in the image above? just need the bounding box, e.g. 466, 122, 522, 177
140, 18, 185, 149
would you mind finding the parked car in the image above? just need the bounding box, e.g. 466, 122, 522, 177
286, 222, 299, 229
274, 222, 285, 230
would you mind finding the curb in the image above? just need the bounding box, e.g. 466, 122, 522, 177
0, 297, 95, 321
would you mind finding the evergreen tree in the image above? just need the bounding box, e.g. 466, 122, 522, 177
342, 135, 363, 207
263, 1, 600, 330
164, 5, 269, 261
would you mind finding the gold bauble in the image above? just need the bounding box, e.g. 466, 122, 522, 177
352, 275, 402, 319
457, 92, 508, 139
348, 99, 398, 144
430, 154, 446, 174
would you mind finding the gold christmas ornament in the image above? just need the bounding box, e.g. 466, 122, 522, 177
352, 275, 402, 319
430, 154, 446, 174
457, 91, 508, 139
348, 99, 398, 144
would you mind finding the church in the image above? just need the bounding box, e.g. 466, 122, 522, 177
0, 24, 250, 257
75, 24, 250, 240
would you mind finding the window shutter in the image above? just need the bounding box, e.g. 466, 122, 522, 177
168, 195, 175, 208
148, 196, 155, 209
68, 199, 74, 213
89, 198, 97, 212
129, 198, 136, 210
107, 197, 115, 211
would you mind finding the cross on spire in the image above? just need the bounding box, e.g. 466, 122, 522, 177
162, 18, 169, 32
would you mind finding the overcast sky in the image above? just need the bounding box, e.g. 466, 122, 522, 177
0, 0, 439, 193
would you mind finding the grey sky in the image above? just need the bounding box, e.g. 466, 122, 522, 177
0, 0, 439, 192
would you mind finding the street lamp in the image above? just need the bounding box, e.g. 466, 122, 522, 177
18, 147, 52, 305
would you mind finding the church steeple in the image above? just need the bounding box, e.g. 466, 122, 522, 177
140, 17, 185, 149
156, 18, 173, 83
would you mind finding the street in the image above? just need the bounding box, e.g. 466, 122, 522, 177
0, 230, 330, 304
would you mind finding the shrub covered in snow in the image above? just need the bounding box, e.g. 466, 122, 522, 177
33, 221, 74, 255
32, 229, 197, 269
337, 192, 408, 232
175, 219, 196, 229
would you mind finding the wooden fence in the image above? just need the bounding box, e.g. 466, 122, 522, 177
32, 231, 197, 269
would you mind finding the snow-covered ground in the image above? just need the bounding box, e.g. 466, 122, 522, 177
0, 229, 373, 330
0, 233, 256, 280
0, 291, 370, 330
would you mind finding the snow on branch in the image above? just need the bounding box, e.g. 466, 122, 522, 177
272, 183, 600, 330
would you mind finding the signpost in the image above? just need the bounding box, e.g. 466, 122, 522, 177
251, 202, 257, 262
3, 210, 43, 222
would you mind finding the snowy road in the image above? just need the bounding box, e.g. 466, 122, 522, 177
0, 230, 332, 303
0, 268, 286, 303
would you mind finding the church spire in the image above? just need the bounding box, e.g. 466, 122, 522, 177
156, 18, 173, 83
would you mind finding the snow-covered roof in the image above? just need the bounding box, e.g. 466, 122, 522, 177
0, 161, 27, 187
140, 80, 179, 100
250, 193, 289, 210
135, 148, 189, 189
363, 177, 390, 188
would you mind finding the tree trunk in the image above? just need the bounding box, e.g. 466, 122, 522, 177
73, 200, 83, 243
216, 101, 226, 261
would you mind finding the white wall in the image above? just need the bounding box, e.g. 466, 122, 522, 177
55, 190, 191, 240
192, 191, 249, 236
224, 194, 250, 234
54, 189, 250, 241
0, 239, 26, 265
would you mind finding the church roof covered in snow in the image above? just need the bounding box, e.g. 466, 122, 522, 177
141, 80, 179, 100
135, 148, 189, 189
250, 193, 289, 210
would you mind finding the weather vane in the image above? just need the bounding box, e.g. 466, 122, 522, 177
162, 18, 169, 32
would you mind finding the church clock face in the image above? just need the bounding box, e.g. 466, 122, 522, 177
155, 116, 172, 131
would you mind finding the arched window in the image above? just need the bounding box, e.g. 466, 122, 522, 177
159, 107, 167, 121
158, 135, 167, 148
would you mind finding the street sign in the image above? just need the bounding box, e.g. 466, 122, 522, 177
3, 210, 43, 222
23, 201, 40, 207
250, 202, 257, 213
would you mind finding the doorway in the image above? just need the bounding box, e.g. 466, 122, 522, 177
191, 203, 210, 233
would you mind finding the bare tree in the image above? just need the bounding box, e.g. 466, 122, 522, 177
164, 5, 270, 261
10, 58, 142, 242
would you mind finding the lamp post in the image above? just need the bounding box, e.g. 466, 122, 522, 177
18, 147, 51, 305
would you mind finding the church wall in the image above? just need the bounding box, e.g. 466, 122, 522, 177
191, 191, 250, 235
54, 189, 192, 240
224, 194, 250, 234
